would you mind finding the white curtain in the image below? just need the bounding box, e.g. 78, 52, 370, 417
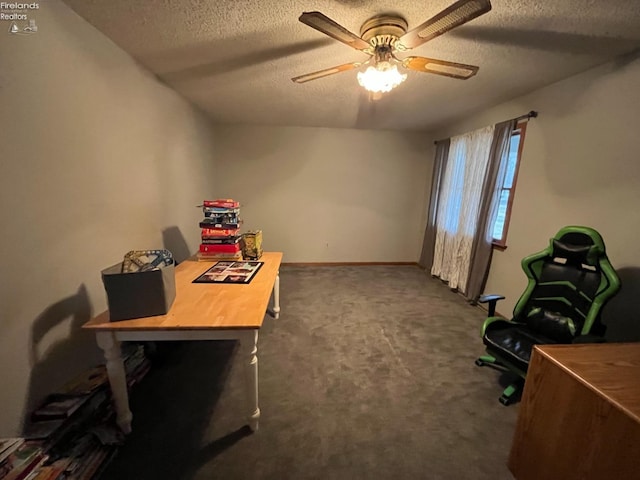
431, 125, 496, 292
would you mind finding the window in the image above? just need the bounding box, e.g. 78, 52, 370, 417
492, 122, 527, 248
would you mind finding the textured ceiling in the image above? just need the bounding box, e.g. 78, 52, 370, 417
62, 0, 640, 131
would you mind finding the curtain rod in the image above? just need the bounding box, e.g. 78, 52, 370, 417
434, 110, 539, 145
514, 110, 539, 123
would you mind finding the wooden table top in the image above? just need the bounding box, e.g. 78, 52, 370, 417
535, 342, 640, 424
84, 252, 282, 331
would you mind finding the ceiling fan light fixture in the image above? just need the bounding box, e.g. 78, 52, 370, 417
357, 62, 407, 93
293, 1, 489, 88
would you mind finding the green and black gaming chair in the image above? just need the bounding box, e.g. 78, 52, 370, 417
475, 226, 621, 405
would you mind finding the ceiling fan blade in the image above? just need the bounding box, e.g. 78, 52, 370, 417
397, 0, 491, 50
299, 11, 371, 51
403, 56, 479, 79
291, 62, 362, 83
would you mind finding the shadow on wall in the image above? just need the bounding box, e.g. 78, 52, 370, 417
162, 226, 192, 265
603, 266, 640, 342
22, 285, 98, 432
540, 49, 640, 197
537, 48, 640, 123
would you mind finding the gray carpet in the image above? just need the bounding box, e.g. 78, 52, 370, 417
100, 266, 519, 480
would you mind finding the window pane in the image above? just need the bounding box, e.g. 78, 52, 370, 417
492, 189, 510, 240
504, 133, 521, 188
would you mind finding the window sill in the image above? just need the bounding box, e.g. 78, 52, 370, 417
492, 242, 508, 251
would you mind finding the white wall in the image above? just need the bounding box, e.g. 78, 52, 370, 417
432, 53, 640, 335
211, 125, 433, 263
0, 1, 217, 435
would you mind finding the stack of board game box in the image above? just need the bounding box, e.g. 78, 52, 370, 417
0, 344, 153, 480
0, 439, 46, 480
198, 199, 243, 261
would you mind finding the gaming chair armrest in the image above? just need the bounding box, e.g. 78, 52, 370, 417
479, 294, 506, 317
572, 334, 607, 344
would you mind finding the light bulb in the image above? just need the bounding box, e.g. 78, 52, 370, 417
357, 63, 407, 93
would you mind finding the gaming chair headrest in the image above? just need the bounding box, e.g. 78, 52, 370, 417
550, 227, 605, 266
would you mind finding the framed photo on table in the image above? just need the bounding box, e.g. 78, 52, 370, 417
193, 261, 263, 284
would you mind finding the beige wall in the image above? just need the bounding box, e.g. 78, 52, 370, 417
432, 54, 640, 335
0, 1, 217, 435
211, 125, 433, 263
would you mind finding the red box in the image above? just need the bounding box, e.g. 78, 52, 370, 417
203, 199, 239, 209
199, 243, 241, 254
201, 228, 239, 238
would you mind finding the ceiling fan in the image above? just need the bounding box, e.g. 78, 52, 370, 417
292, 0, 491, 94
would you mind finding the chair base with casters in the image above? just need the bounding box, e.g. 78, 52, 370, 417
474, 226, 621, 405
475, 354, 525, 405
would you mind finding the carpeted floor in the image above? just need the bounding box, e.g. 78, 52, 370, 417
100, 265, 520, 480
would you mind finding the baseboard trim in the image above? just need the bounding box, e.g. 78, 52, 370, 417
281, 262, 419, 267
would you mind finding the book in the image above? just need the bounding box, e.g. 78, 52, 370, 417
16, 347, 153, 480
28, 463, 66, 480
74, 447, 110, 480
0, 438, 25, 464
58, 366, 108, 396
12, 454, 47, 480
22, 419, 65, 441
123, 344, 146, 372
126, 358, 151, 388
2, 442, 46, 480
86, 447, 117, 480
31, 395, 90, 421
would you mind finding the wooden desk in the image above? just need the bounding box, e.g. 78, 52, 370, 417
83, 252, 283, 433
508, 342, 640, 480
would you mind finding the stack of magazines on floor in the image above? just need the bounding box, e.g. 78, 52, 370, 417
198, 199, 243, 261
0, 344, 152, 480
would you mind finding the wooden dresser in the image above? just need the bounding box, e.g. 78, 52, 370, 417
508, 342, 640, 480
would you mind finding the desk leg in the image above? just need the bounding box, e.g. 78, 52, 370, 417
273, 270, 280, 319
239, 330, 260, 432
96, 331, 133, 434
